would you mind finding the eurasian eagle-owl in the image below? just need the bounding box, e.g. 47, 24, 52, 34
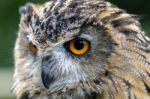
12, 0, 150, 99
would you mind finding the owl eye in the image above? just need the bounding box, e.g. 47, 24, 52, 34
69, 39, 90, 55
28, 42, 38, 54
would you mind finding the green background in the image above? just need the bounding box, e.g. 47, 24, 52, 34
0, 0, 149, 98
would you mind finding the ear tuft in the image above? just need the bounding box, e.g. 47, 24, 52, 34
19, 3, 35, 27
19, 3, 34, 16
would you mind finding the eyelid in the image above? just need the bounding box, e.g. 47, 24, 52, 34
78, 34, 93, 42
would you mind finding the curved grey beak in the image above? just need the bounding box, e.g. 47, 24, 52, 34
42, 66, 55, 89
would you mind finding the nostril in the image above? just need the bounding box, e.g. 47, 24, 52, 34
43, 56, 52, 61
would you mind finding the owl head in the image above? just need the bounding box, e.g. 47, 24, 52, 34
13, 0, 146, 98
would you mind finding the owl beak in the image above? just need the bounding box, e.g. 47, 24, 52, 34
42, 67, 55, 89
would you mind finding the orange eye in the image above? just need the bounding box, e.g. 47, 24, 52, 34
69, 39, 90, 55
28, 42, 38, 54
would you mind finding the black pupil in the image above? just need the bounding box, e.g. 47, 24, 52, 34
74, 40, 84, 50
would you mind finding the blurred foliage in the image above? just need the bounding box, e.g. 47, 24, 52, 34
0, 0, 150, 68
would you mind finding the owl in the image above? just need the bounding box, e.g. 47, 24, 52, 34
12, 0, 150, 99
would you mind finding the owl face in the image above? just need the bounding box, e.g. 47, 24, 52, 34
13, 0, 150, 99
18, 0, 113, 92
40, 26, 112, 90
